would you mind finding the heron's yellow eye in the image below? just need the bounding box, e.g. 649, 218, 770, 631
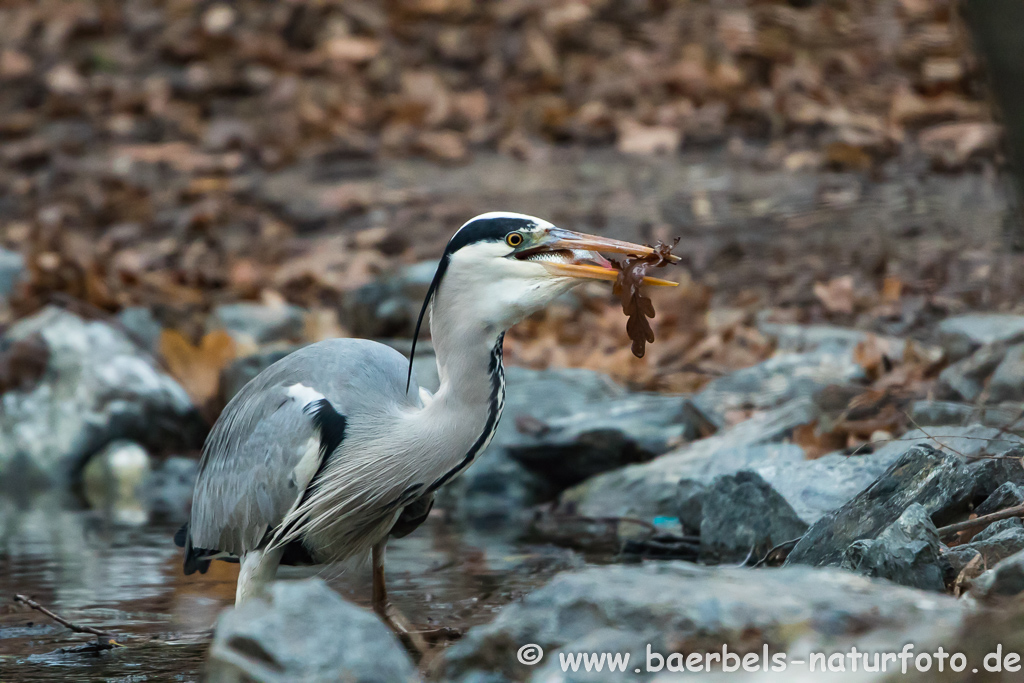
506, 232, 524, 247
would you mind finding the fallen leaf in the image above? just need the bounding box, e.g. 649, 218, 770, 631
160, 329, 236, 409
813, 276, 855, 314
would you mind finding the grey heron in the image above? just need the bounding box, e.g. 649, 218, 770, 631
174, 212, 677, 647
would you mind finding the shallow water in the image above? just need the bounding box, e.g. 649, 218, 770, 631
0, 490, 582, 681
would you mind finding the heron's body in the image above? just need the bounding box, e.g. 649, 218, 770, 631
177, 212, 677, 646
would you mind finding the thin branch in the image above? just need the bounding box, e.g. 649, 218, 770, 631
937, 504, 1024, 537
13, 595, 121, 643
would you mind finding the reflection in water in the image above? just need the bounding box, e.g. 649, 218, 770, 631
0, 491, 582, 681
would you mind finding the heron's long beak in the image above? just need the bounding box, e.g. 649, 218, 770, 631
532, 228, 680, 287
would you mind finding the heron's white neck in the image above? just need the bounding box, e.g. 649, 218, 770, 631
427, 302, 504, 412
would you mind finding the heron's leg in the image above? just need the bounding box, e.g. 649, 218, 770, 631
371, 540, 430, 656
236, 547, 283, 605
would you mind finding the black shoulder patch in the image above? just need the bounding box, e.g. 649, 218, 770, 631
304, 398, 347, 460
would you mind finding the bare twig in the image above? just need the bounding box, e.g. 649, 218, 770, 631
13, 595, 122, 643
937, 504, 1024, 537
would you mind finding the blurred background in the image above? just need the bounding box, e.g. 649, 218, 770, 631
3, 0, 1024, 680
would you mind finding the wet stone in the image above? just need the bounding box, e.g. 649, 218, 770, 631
439, 562, 967, 683
208, 578, 418, 683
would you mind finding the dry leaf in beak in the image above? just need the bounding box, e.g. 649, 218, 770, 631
612, 239, 680, 358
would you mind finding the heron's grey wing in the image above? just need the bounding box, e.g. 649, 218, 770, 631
181, 339, 417, 572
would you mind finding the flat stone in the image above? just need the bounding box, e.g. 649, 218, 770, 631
116, 306, 163, 354
841, 503, 945, 592
208, 578, 418, 683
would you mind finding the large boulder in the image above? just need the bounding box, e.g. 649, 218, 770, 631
506, 393, 712, 490
208, 578, 419, 683
786, 445, 975, 567
0, 307, 204, 483
560, 398, 816, 521
438, 563, 967, 683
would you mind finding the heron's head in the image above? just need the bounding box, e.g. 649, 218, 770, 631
417, 212, 679, 335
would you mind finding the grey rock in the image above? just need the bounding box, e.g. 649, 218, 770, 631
988, 343, 1024, 403
446, 367, 625, 526
699, 470, 808, 563
0, 246, 26, 298
976, 482, 1024, 517
936, 343, 1007, 402
506, 394, 712, 489
560, 399, 815, 521
937, 314, 1024, 360
342, 260, 438, 338
756, 322, 877, 353
945, 519, 1024, 581
973, 516, 1023, 543
116, 306, 163, 354
0, 307, 203, 483
208, 578, 418, 683
786, 445, 975, 567
750, 448, 909, 525
970, 549, 1024, 601
209, 302, 306, 345
970, 447, 1024, 500
841, 503, 945, 591
693, 348, 866, 426
439, 562, 966, 683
